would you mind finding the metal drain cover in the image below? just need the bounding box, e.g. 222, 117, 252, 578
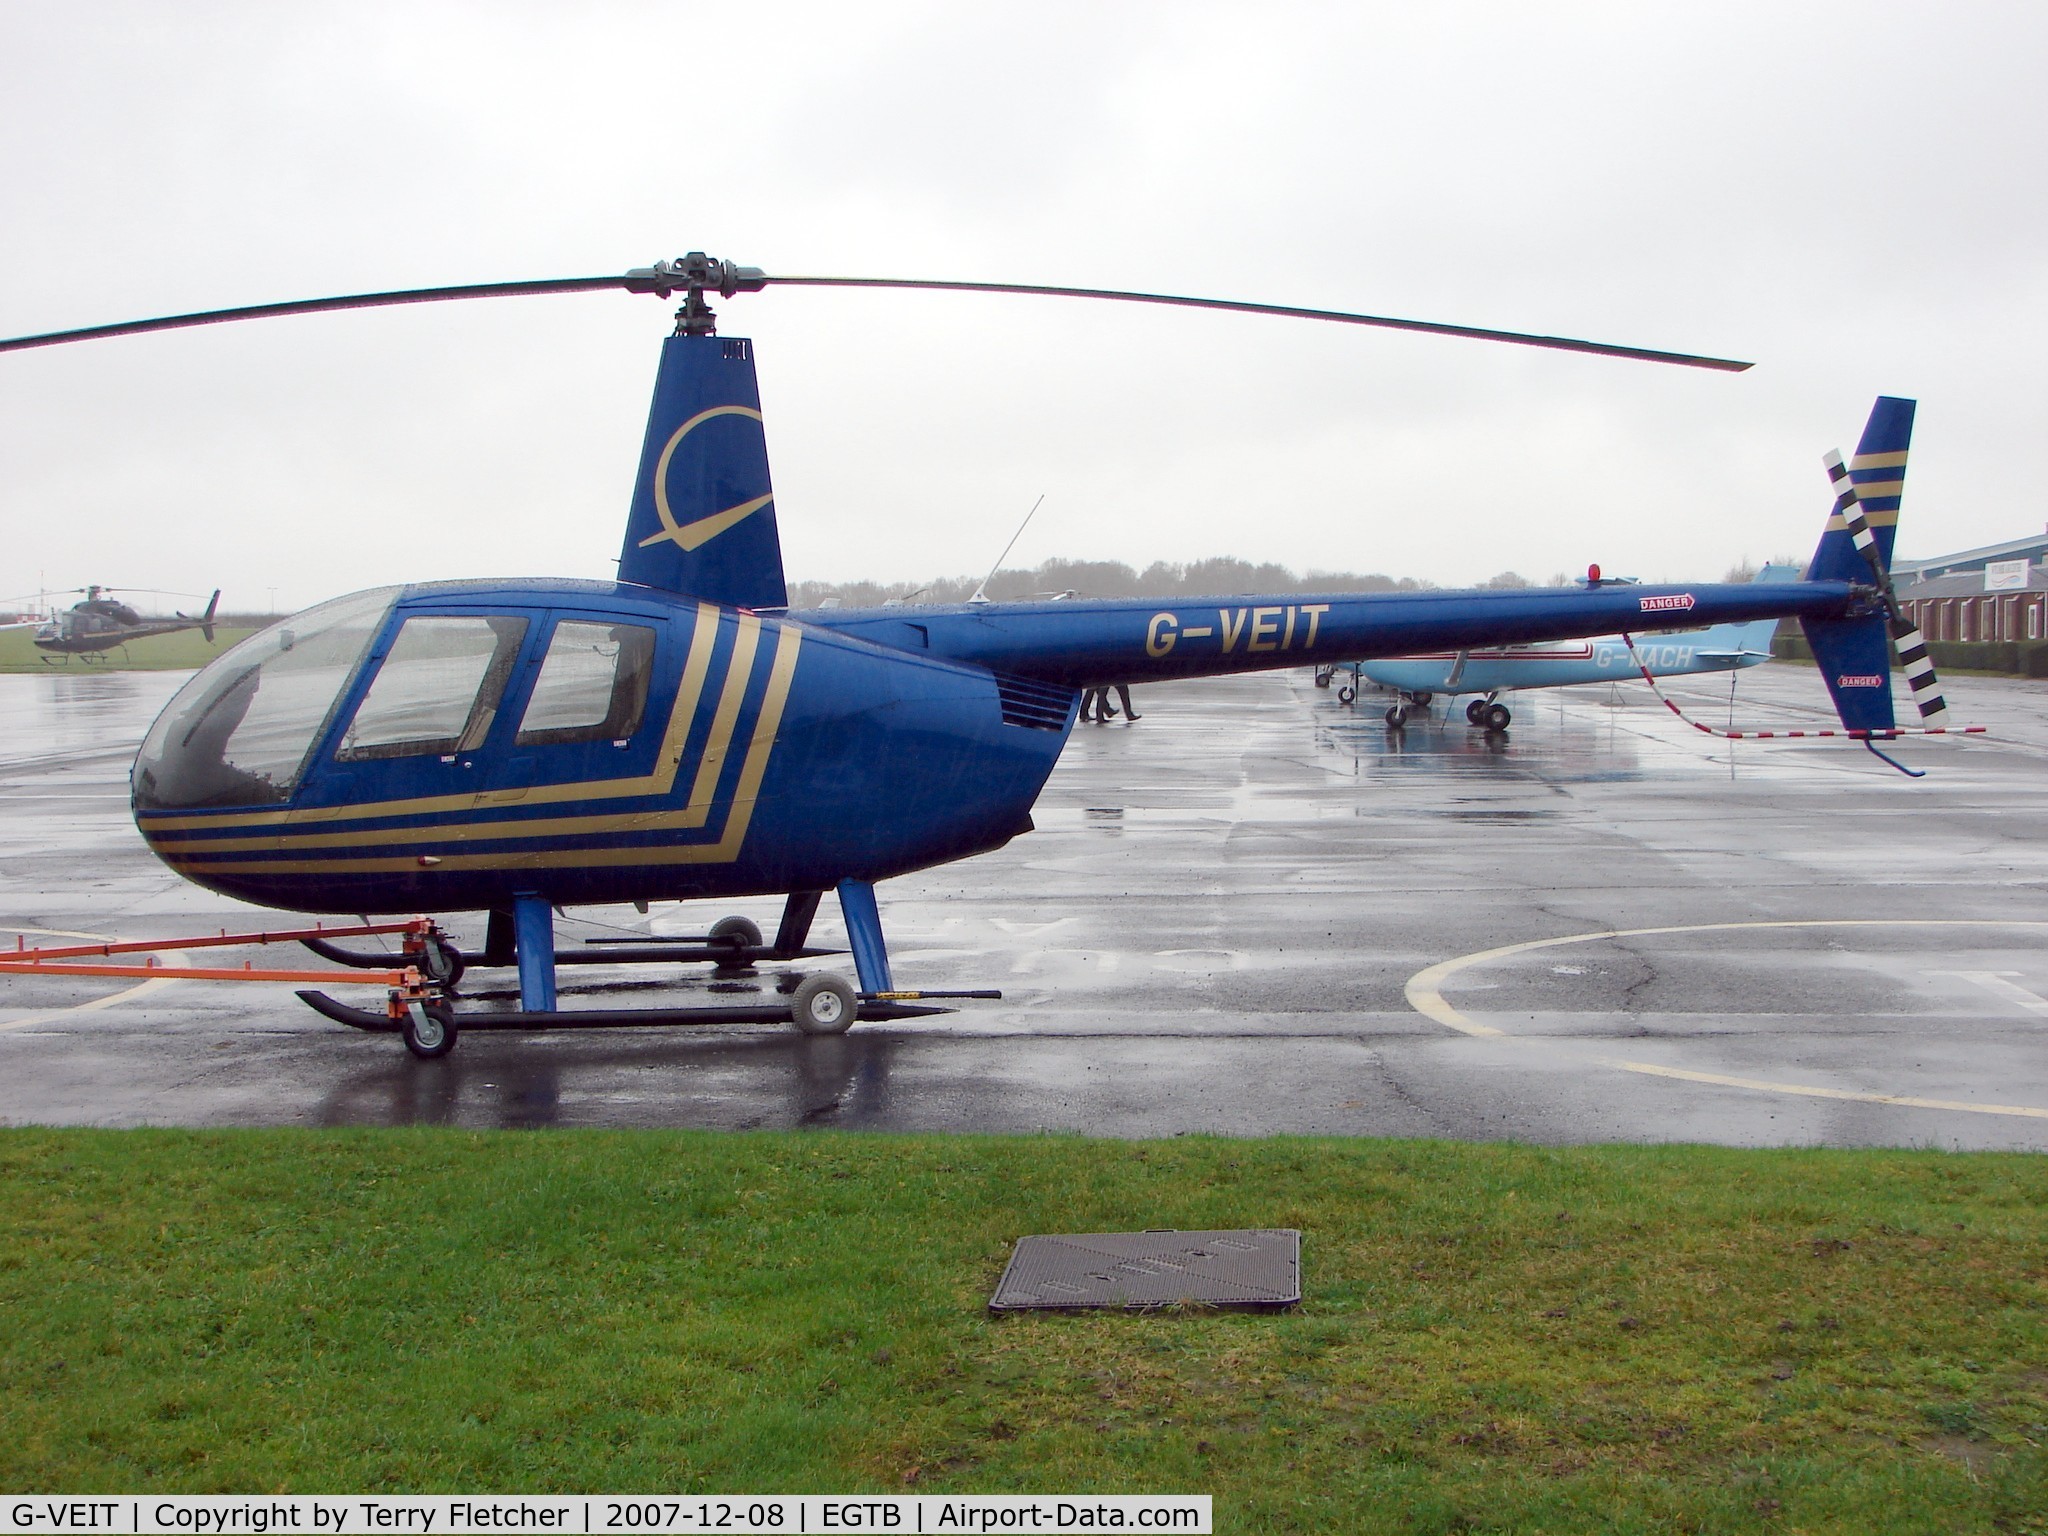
989, 1228, 1300, 1311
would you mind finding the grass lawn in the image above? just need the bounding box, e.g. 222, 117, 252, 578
0, 627, 257, 672
2, 1129, 2045, 1531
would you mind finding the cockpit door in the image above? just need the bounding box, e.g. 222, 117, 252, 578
476, 610, 674, 805
299, 609, 536, 810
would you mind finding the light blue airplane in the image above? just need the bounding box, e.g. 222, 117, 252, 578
1324, 564, 1800, 728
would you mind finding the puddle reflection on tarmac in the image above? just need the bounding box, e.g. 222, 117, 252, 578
311, 1030, 903, 1131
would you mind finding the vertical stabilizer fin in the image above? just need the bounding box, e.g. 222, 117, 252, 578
1800, 397, 1917, 736
1805, 396, 1912, 584
617, 333, 788, 609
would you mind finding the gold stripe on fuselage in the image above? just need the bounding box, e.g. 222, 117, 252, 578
140, 604, 728, 836
682, 615, 762, 818
163, 625, 805, 876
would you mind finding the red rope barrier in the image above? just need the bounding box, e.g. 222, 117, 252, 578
1617, 634, 1986, 740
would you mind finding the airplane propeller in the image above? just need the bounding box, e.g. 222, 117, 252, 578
0, 254, 1753, 372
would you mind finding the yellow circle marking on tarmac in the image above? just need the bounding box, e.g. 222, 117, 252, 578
1404, 919, 2048, 1121
0, 926, 187, 1034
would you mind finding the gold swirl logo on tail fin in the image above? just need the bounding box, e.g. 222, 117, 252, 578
639, 404, 773, 551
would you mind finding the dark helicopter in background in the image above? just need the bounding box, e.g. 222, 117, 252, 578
0, 256, 1933, 1055
0, 585, 220, 660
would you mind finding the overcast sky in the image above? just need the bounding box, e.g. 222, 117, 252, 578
2, 1, 2043, 611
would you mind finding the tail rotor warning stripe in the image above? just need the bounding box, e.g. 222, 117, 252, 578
1823, 450, 1950, 728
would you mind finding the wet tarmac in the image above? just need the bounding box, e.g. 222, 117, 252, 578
2, 661, 2046, 1147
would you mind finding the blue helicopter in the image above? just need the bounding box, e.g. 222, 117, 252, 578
1, 255, 1938, 1055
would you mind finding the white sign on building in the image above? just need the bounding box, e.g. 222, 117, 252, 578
1985, 558, 2031, 591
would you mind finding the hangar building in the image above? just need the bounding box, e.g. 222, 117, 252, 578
1895, 528, 2048, 644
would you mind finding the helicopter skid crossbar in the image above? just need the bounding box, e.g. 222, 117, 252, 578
295, 990, 950, 1033
294, 935, 847, 973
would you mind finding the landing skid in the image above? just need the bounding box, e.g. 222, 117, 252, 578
300, 881, 998, 1056
0, 898, 995, 1062
296, 990, 955, 1034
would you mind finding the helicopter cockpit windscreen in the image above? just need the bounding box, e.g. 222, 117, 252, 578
132, 588, 398, 811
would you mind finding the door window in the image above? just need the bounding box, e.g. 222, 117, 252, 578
515, 621, 657, 746
339, 615, 528, 760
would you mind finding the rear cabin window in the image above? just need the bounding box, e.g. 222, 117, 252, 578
338, 615, 528, 760
516, 621, 656, 746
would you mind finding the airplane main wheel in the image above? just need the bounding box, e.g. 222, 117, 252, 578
402, 1000, 458, 1059
791, 973, 858, 1035
1412, 692, 1433, 707
1483, 702, 1512, 730
1384, 705, 1407, 727
1466, 699, 1487, 725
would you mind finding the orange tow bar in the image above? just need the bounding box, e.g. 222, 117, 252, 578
0, 918, 448, 1017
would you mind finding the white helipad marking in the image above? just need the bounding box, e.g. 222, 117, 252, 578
1404, 920, 2048, 1120
1927, 970, 2048, 1017
0, 926, 187, 1033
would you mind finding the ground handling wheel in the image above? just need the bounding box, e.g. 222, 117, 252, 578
1466, 699, 1488, 725
708, 914, 764, 972
709, 915, 764, 947
414, 935, 464, 989
791, 973, 858, 1034
401, 999, 458, 1059
1483, 701, 1513, 730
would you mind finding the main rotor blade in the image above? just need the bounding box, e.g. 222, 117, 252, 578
0, 276, 630, 353
764, 275, 1753, 372
0, 260, 1752, 372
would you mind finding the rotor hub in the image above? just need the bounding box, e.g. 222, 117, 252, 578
623, 253, 767, 336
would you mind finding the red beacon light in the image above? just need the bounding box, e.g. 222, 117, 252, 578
1587, 563, 1602, 584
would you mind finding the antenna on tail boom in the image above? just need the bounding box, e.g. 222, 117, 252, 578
969, 495, 1047, 606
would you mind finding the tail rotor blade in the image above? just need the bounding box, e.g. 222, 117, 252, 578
1823, 450, 1949, 728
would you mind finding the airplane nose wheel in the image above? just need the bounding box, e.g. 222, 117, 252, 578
1384, 704, 1407, 727
791, 973, 858, 1034
401, 999, 459, 1059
